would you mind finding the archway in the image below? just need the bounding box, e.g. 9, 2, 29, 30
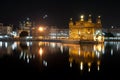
19, 31, 29, 37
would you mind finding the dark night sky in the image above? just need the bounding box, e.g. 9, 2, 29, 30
0, 0, 120, 28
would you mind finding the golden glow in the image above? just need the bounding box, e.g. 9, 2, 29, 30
81, 15, 84, 19
80, 62, 83, 70
80, 15, 84, 21
38, 27, 43, 32
97, 36, 102, 42
88, 62, 91, 72
69, 15, 104, 42
39, 48, 43, 56
97, 44, 102, 51
68, 43, 104, 71
88, 62, 91, 67
97, 61, 100, 71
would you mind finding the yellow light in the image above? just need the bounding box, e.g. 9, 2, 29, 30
80, 62, 83, 70
81, 15, 84, 19
98, 36, 102, 42
96, 44, 102, 51
80, 15, 84, 21
39, 48, 43, 56
38, 27, 43, 31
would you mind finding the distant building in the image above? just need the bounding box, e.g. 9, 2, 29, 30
2, 26, 13, 35
19, 17, 33, 30
0, 23, 3, 35
18, 18, 34, 37
103, 27, 120, 37
69, 14, 104, 42
49, 27, 69, 39
0, 23, 13, 36
31, 26, 49, 38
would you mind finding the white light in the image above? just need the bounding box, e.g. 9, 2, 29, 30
111, 49, 113, 55
97, 66, 100, 71
88, 68, 90, 72
12, 42, 17, 50
27, 42, 30, 46
70, 63, 72, 68
43, 60, 47, 67
60, 46, 63, 53
27, 59, 29, 63
5, 42, 8, 48
81, 15, 84, 19
0, 41, 2, 47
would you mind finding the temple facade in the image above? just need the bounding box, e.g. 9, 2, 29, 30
69, 15, 104, 42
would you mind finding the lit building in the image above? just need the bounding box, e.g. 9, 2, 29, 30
31, 26, 49, 39
69, 14, 104, 42
19, 17, 33, 30
18, 17, 34, 37
48, 27, 69, 39
0, 23, 13, 36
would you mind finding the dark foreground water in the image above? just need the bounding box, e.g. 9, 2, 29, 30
0, 41, 120, 79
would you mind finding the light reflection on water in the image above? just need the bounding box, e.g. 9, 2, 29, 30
0, 41, 120, 79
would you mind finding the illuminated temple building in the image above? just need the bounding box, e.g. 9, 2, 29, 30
69, 15, 104, 42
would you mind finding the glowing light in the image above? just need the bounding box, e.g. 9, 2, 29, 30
98, 36, 102, 42
97, 61, 100, 71
5, 42, 8, 48
70, 63, 72, 68
111, 49, 113, 55
80, 15, 84, 21
88, 62, 91, 67
98, 16, 101, 18
38, 27, 43, 32
80, 62, 83, 70
88, 68, 91, 72
60, 45, 63, 53
0, 41, 2, 47
88, 62, 91, 72
43, 60, 47, 67
50, 42, 56, 48
12, 42, 17, 50
81, 15, 84, 19
97, 66, 100, 71
97, 44, 102, 51
39, 48, 43, 56
27, 59, 29, 63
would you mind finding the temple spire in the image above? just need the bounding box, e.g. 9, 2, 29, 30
69, 18, 73, 26
97, 16, 101, 24
88, 14, 92, 23
80, 15, 84, 21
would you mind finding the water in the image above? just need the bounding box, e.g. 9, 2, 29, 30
0, 41, 120, 79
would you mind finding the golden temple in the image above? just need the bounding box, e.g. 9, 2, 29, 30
69, 14, 104, 43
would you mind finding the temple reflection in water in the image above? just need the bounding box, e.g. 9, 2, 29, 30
0, 41, 114, 72
67, 43, 104, 72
